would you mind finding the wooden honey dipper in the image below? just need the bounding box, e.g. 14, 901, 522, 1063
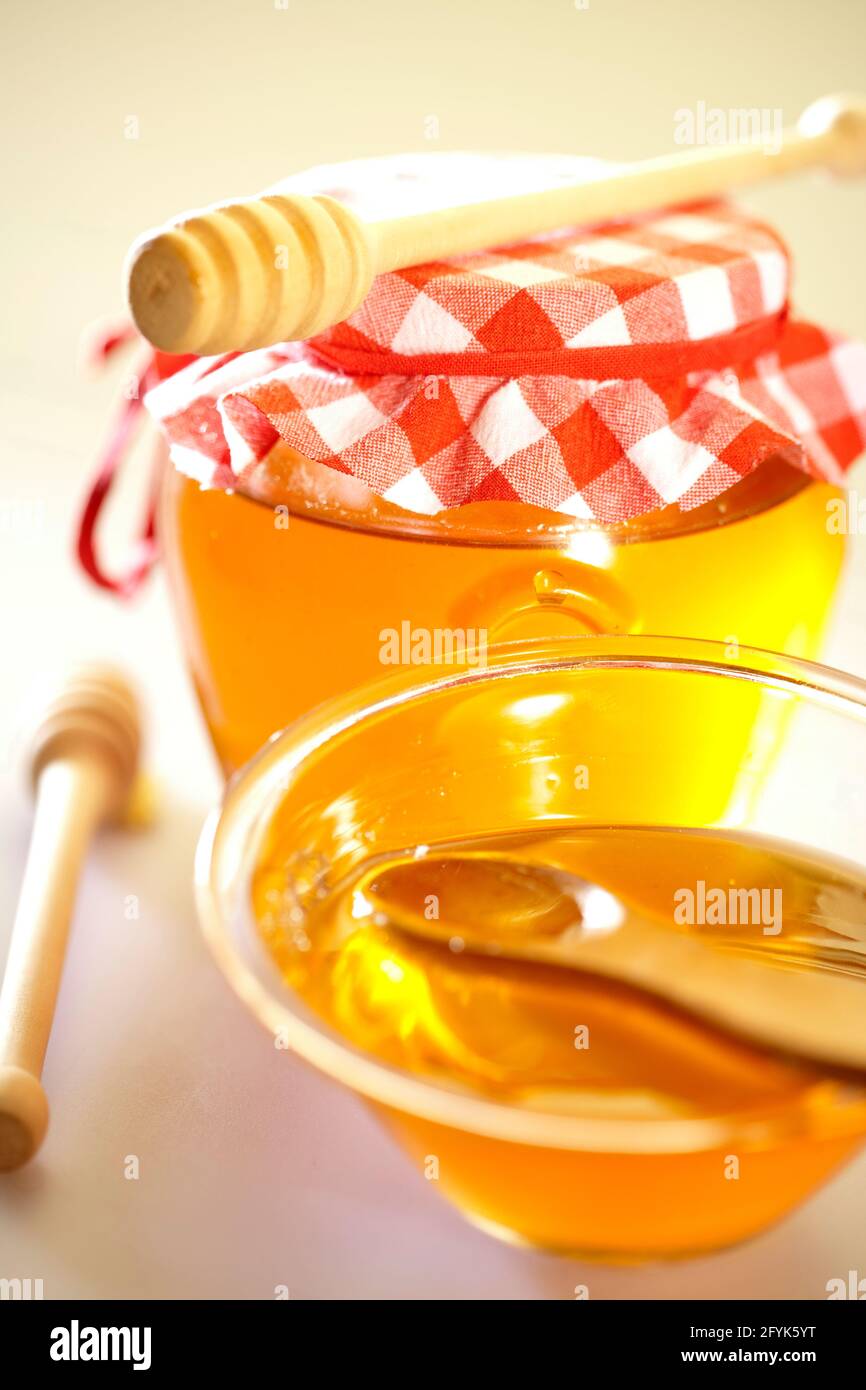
0, 668, 141, 1170
127, 93, 866, 356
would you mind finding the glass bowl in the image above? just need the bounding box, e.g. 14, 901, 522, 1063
195, 635, 866, 1260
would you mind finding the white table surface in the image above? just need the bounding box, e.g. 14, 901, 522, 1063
3, 0, 866, 1301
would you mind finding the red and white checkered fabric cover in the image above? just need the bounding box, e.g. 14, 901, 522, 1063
147, 153, 866, 523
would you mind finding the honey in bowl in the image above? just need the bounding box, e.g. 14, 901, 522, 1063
252, 822, 866, 1259
194, 640, 866, 1262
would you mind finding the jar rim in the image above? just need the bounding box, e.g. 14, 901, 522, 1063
205, 453, 813, 550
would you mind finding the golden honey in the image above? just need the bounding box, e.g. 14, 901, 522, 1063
253, 822, 866, 1259
160, 456, 844, 773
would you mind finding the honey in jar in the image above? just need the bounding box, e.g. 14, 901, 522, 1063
162, 455, 842, 772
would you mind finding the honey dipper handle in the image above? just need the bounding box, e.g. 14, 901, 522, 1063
0, 667, 140, 1170
127, 93, 866, 356
0, 759, 115, 1074
0, 758, 114, 1169
378, 95, 866, 269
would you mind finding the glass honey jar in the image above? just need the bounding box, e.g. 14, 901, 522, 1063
140, 155, 866, 772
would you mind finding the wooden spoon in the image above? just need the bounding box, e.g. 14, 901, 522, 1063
362, 855, 866, 1079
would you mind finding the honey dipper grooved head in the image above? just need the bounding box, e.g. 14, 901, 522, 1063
28, 665, 142, 819
127, 192, 376, 354
126, 229, 208, 355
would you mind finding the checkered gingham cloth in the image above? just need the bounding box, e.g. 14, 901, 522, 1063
146, 153, 866, 524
